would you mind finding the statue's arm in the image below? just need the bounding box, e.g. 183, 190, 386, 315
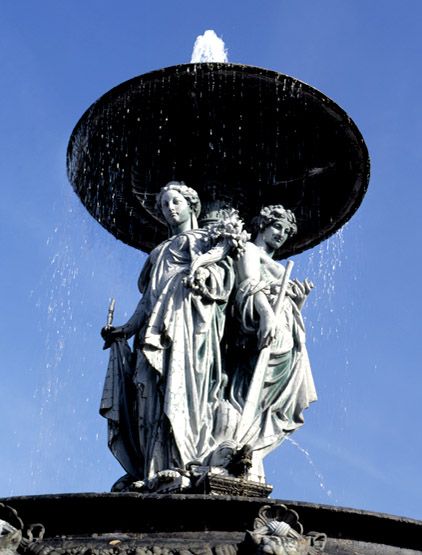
138, 255, 153, 294
101, 258, 152, 346
101, 297, 144, 345
236, 243, 276, 349
120, 298, 145, 337
119, 256, 154, 335
288, 278, 314, 310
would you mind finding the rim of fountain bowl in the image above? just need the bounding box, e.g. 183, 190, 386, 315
67, 62, 370, 259
1, 493, 421, 550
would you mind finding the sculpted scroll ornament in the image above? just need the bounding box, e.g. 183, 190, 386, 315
0, 503, 44, 555
100, 184, 316, 493
246, 505, 326, 555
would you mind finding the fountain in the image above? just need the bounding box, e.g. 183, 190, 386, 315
1, 31, 422, 555
190, 30, 229, 63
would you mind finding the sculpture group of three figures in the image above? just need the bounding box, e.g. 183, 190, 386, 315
100, 180, 317, 495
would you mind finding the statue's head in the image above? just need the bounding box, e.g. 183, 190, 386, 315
252, 205, 297, 253
156, 181, 201, 230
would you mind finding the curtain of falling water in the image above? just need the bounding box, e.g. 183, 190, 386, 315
24, 183, 146, 495
266, 226, 355, 501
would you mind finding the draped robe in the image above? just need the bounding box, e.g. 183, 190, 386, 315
228, 249, 317, 479
100, 229, 234, 481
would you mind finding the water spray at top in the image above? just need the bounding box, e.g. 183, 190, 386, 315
190, 30, 228, 63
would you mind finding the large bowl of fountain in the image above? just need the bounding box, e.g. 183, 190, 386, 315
67, 31, 369, 259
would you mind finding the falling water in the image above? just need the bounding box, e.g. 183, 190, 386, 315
286, 437, 337, 502
190, 30, 228, 63
19, 36, 355, 499
24, 185, 144, 495
28, 195, 96, 493
264, 226, 351, 503
293, 227, 347, 343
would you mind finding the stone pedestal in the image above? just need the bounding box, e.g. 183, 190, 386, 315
1, 493, 421, 555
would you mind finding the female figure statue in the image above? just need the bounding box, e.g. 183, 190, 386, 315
100, 182, 236, 488
230, 205, 317, 482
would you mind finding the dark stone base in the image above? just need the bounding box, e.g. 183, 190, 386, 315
1, 493, 422, 555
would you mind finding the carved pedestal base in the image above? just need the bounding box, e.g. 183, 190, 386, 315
201, 475, 272, 498
116, 469, 272, 498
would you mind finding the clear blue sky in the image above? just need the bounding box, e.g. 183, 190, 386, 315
1, 0, 422, 520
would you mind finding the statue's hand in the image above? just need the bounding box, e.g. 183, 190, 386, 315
258, 311, 276, 350
290, 279, 314, 309
101, 325, 126, 348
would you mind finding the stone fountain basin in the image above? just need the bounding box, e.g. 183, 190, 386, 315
1, 493, 421, 554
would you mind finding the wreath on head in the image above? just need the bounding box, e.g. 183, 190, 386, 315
251, 205, 298, 237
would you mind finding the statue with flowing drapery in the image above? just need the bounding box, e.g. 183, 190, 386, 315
100, 190, 316, 492
63, 60, 369, 498
100, 182, 249, 491
226, 205, 317, 483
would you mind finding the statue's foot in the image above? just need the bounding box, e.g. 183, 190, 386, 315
144, 469, 190, 493
131, 480, 146, 491
111, 473, 137, 492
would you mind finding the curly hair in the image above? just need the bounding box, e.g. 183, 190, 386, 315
251, 204, 298, 237
155, 181, 201, 219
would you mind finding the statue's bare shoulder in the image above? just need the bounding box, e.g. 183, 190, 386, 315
237, 241, 284, 283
